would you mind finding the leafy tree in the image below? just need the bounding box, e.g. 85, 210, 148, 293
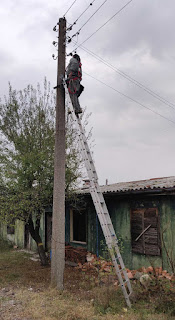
0, 79, 81, 265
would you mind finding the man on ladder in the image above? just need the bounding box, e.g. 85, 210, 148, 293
66, 54, 84, 116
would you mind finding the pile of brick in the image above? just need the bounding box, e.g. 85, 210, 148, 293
65, 247, 174, 282
75, 253, 174, 281
75, 253, 113, 273
130, 266, 174, 281
65, 245, 87, 264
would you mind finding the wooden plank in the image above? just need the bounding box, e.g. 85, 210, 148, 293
131, 207, 161, 256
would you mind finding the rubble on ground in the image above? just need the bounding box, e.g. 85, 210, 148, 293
65, 246, 174, 283
65, 245, 87, 264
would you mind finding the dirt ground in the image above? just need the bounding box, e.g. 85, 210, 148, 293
0, 247, 175, 320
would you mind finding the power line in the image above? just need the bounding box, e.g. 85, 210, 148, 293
74, 0, 134, 49
84, 71, 175, 126
69, 0, 108, 39
72, 42, 175, 111
63, 0, 78, 17
67, 0, 97, 31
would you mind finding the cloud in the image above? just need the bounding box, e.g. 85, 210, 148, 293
1, 0, 175, 184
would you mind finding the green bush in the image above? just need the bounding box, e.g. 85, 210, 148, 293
0, 236, 13, 251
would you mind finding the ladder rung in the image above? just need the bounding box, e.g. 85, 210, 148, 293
121, 280, 129, 286
118, 267, 126, 272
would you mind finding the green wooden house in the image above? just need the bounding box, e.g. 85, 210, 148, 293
64, 176, 175, 272
1, 176, 175, 272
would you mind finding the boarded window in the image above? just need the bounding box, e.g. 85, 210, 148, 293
70, 209, 86, 243
131, 208, 161, 256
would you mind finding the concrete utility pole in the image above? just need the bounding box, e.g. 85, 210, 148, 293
51, 17, 66, 289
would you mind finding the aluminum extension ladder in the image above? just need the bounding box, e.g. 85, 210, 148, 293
65, 85, 133, 308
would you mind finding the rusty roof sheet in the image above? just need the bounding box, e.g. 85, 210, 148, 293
79, 176, 175, 194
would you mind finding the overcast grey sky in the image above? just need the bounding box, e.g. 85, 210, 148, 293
1, 0, 175, 185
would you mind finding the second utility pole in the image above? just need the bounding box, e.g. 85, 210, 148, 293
51, 17, 66, 290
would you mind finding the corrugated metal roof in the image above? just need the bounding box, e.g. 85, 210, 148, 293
79, 176, 175, 194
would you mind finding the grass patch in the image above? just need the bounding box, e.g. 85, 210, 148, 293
0, 248, 175, 320
155, 300, 175, 317
93, 286, 126, 314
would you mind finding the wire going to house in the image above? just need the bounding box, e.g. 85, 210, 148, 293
67, 0, 97, 31
71, 41, 175, 111
84, 71, 175, 126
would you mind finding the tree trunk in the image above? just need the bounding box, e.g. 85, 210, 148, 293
27, 215, 48, 266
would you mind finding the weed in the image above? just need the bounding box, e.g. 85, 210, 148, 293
93, 286, 125, 314
0, 236, 13, 252
0, 248, 175, 320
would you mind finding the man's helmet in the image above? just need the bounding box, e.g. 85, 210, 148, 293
73, 54, 80, 62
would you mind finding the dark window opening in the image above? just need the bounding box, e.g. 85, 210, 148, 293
24, 224, 30, 249
131, 208, 161, 256
45, 212, 52, 251
71, 209, 86, 243
7, 225, 15, 235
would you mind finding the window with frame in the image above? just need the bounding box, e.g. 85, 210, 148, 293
131, 208, 161, 256
70, 209, 86, 244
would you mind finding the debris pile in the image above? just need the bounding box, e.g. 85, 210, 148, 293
65, 245, 87, 264
76, 252, 113, 273
132, 266, 174, 281
65, 247, 174, 283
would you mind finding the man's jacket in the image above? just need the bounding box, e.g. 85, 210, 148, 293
66, 57, 82, 79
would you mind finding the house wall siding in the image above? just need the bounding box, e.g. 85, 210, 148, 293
14, 220, 25, 248
160, 197, 175, 272
0, 214, 45, 252
1, 193, 174, 273
0, 220, 25, 248
84, 194, 175, 272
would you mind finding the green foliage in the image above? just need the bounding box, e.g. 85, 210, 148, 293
100, 235, 124, 261
0, 79, 82, 225
93, 286, 125, 315
0, 236, 13, 252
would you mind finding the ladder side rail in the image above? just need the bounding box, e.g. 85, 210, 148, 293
89, 185, 114, 241
89, 182, 114, 233
77, 119, 98, 179
91, 182, 132, 298
109, 246, 132, 307
66, 87, 98, 181
76, 117, 133, 297
76, 123, 133, 303
93, 183, 117, 234
78, 138, 98, 181
65, 86, 132, 306
77, 124, 98, 181
85, 160, 133, 298
68, 111, 98, 181
90, 183, 132, 293
78, 136, 98, 182
113, 243, 133, 294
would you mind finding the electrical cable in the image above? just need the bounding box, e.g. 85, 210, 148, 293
74, 0, 134, 49
63, 0, 78, 18
70, 0, 108, 38
67, 0, 97, 31
84, 71, 175, 126
72, 42, 175, 111
65, 1, 175, 119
